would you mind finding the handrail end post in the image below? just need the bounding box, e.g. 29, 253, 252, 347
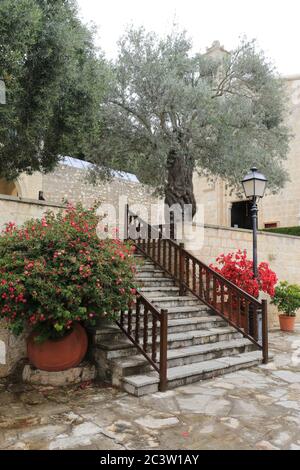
262, 299, 268, 364
159, 309, 168, 392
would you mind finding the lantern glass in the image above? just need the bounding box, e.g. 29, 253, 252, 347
241, 167, 267, 199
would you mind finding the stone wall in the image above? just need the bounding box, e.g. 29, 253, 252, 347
0, 195, 65, 229
42, 163, 161, 215
186, 224, 300, 327
0, 321, 27, 378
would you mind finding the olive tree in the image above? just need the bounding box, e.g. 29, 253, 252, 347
93, 28, 290, 216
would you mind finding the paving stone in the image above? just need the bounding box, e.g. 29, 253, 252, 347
0, 328, 300, 450
72, 422, 102, 437
271, 370, 300, 383
255, 440, 280, 450
135, 415, 179, 429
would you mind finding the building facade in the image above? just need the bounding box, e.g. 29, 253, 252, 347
193, 44, 300, 229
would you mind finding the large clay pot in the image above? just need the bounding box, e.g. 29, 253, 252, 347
279, 315, 295, 332
27, 323, 88, 372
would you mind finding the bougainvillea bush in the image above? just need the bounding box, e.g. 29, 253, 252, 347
0, 203, 137, 341
210, 250, 277, 298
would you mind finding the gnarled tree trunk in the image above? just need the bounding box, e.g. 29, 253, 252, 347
165, 149, 196, 220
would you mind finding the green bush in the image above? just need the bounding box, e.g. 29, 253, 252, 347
0, 203, 137, 341
263, 226, 300, 237
271, 281, 300, 317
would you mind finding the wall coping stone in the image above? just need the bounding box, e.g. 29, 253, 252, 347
0, 194, 66, 208
202, 223, 300, 241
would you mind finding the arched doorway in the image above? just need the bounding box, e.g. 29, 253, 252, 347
0, 178, 19, 197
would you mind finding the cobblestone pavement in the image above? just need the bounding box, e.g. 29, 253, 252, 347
1, 328, 300, 450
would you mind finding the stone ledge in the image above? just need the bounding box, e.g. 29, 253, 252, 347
22, 362, 96, 386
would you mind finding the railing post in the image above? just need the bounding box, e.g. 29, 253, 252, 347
179, 242, 185, 296
262, 299, 268, 364
159, 309, 168, 392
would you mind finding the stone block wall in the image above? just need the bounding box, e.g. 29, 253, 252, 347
0, 195, 65, 229
42, 164, 161, 216
0, 321, 27, 377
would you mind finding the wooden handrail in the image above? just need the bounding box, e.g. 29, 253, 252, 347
126, 205, 268, 364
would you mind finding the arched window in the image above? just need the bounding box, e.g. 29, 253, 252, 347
0, 178, 19, 196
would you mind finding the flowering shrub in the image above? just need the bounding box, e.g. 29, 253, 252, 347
210, 250, 277, 298
0, 203, 137, 341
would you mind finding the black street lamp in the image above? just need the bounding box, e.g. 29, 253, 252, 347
241, 167, 267, 279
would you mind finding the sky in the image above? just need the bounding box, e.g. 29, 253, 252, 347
77, 0, 300, 76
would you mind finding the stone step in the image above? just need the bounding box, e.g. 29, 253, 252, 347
112, 338, 256, 383
165, 305, 212, 319
136, 277, 175, 287
139, 286, 179, 297
136, 264, 160, 272
135, 270, 166, 278
149, 295, 200, 308
121, 315, 227, 334
122, 350, 263, 396
96, 326, 243, 359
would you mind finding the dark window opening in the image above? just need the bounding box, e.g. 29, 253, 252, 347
231, 201, 254, 229
264, 222, 278, 229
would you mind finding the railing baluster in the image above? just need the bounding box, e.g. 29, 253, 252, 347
213, 277, 217, 308
158, 237, 161, 265
236, 295, 241, 327
163, 239, 167, 268
147, 225, 151, 256
185, 257, 190, 289
174, 246, 178, 280
192, 260, 196, 292
199, 266, 203, 298
228, 290, 232, 321
128, 307, 132, 336
221, 283, 224, 314
152, 315, 157, 363
206, 270, 210, 302
152, 238, 156, 261
168, 242, 172, 273
135, 297, 140, 343
143, 306, 148, 352
179, 243, 185, 295
244, 300, 249, 334
252, 305, 258, 341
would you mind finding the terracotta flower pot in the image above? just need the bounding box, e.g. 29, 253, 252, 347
279, 314, 295, 332
27, 323, 88, 372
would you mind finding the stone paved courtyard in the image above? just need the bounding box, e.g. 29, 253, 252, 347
0, 327, 300, 450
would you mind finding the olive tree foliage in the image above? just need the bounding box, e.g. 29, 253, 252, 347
92, 28, 291, 216
0, 0, 108, 179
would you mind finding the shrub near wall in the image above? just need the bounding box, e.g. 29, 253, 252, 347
0, 203, 137, 342
263, 226, 300, 237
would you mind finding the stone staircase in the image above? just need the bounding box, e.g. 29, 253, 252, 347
93, 253, 262, 396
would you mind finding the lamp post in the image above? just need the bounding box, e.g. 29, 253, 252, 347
241, 167, 267, 279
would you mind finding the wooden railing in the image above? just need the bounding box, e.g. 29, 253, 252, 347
116, 292, 168, 391
126, 205, 268, 364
